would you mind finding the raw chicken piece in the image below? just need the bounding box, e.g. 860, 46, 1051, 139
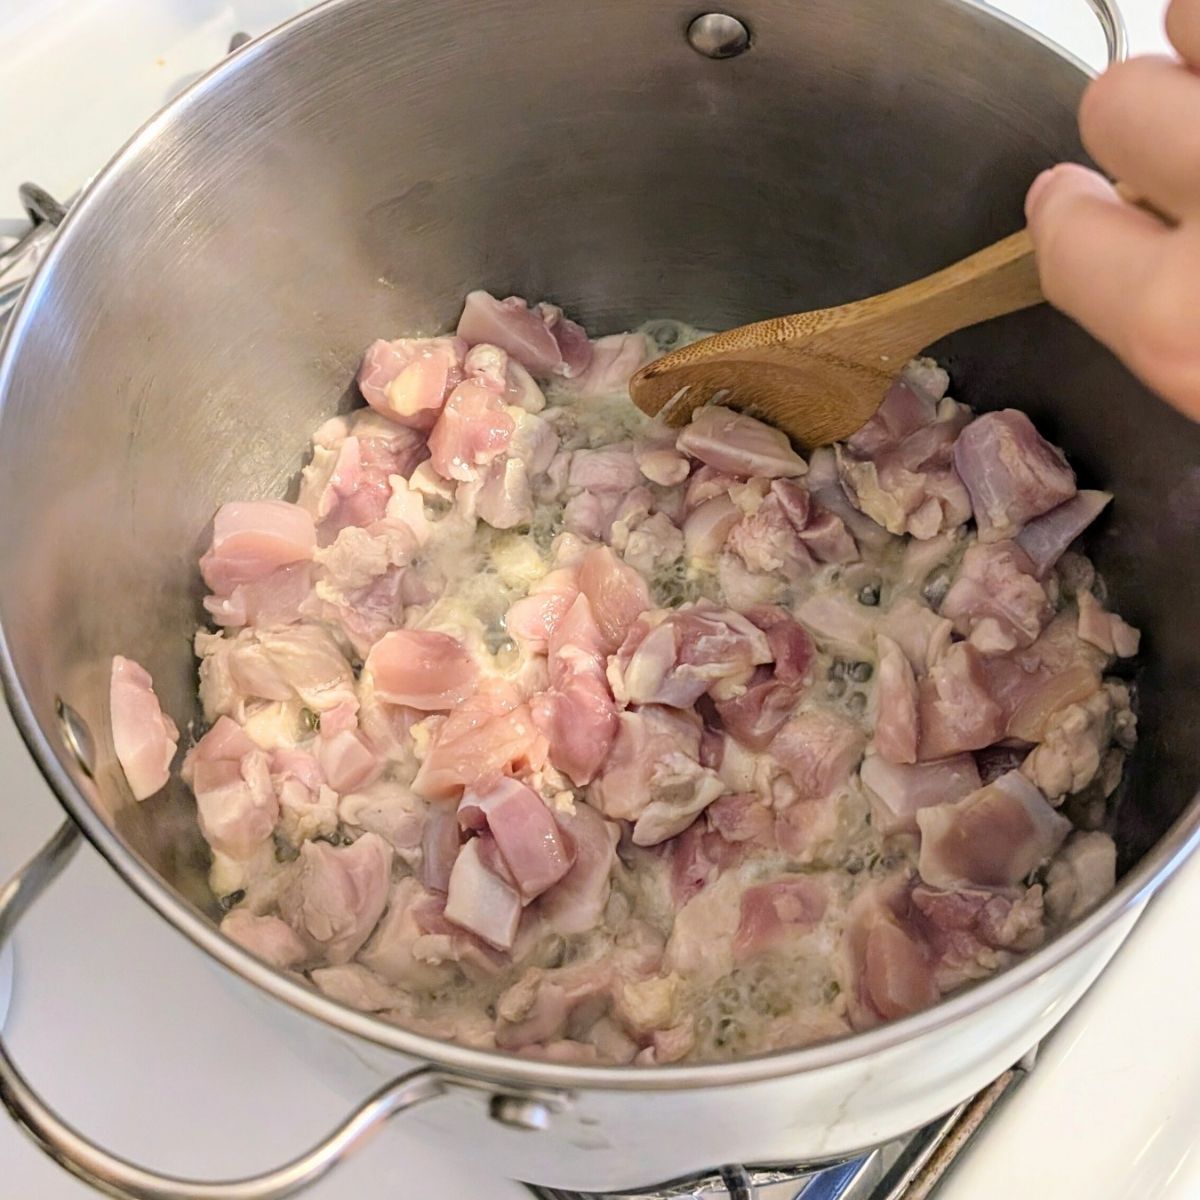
665, 872, 745, 980
200, 501, 316, 595
1076, 590, 1140, 658
576, 545, 651, 655
590, 706, 726, 846
184, 715, 257, 777
316, 727, 383, 793
668, 817, 745, 906
413, 680, 546, 798
192, 751, 279, 860
364, 629, 477, 711
1044, 831, 1117, 924
456, 292, 592, 379
224, 625, 358, 714
358, 878, 458, 989
1021, 682, 1135, 801
279, 833, 393, 963
311, 963, 405, 1012
917, 643, 1005, 759
420, 803, 462, 892
537, 802, 620, 934
428, 381, 515, 482
843, 881, 937, 1028
875, 599, 953, 675
635, 427, 690, 487
357, 336, 466, 429
873, 634, 919, 764
566, 332, 654, 396
568, 444, 642, 493
443, 836, 523, 950
220, 910, 309, 969
495, 961, 615, 1051
338, 777, 427, 854
110, 656, 179, 801
474, 418, 557, 531
532, 594, 619, 786
916, 771, 1071, 889
676, 406, 807, 479
911, 883, 1045, 990
727, 488, 816, 580
845, 376, 939, 458
505, 569, 580, 652
794, 592, 877, 655
859, 754, 981, 835
683, 495, 741, 564
769, 710, 865, 802
715, 610, 813, 749
1015, 490, 1112, 577
734, 877, 828, 961
609, 607, 772, 708
805, 446, 892, 553
357, 336, 466, 427
458, 777, 574, 900
940, 541, 1053, 655
836, 392, 972, 539
953, 409, 1077, 541
204, 562, 314, 630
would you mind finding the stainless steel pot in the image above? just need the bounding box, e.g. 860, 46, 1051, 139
1, 1, 1198, 1196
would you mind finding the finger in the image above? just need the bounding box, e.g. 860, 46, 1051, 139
1079, 56, 1200, 220
1166, 0, 1200, 66
1025, 164, 1200, 422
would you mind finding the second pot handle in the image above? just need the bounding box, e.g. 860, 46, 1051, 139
0, 822, 446, 1200
1084, 0, 1128, 65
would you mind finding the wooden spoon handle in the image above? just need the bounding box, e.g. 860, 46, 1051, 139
860, 228, 1043, 360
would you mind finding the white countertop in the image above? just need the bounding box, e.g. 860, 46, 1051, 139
1, 3, 1192, 1198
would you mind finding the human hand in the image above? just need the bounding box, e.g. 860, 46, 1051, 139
1024, 0, 1200, 422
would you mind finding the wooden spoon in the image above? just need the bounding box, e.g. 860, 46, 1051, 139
628, 228, 1043, 450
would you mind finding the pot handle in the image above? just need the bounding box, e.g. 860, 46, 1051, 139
0, 184, 68, 333
0, 822, 447, 1200
1084, 0, 1128, 64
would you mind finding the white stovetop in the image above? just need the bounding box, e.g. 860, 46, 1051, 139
2, 3, 1195, 1198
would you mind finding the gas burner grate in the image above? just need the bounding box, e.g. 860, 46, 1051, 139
526, 1062, 1028, 1200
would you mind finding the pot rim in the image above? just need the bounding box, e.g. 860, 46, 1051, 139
2, 0, 1193, 1094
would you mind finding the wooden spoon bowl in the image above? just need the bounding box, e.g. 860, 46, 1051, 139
629, 229, 1044, 450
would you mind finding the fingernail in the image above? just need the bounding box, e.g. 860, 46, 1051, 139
1025, 168, 1056, 222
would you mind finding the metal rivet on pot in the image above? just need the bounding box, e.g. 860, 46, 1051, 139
686, 13, 751, 59
489, 1094, 553, 1131
55, 698, 95, 778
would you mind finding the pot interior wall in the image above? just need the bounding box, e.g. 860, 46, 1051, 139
0, 0, 1196, 919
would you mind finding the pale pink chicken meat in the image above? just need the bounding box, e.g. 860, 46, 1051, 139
873, 634, 919, 764
356, 336, 467, 429
109, 656, 179, 801
676, 406, 808, 479
192, 751, 280, 860
1015, 490, 1112, 577
183, 294, 1133, 1065
953, 409, 1077, 541
279, 833, 392, 964
458, 776, 575, 899
200, 501, 316, 595
940, 540, 1053, 655
734, 877, 828, 962
220, 910, 309, 969
413, 681, 546, 799
443, 836, 524, 951
916, 771, 1071, 889
427, 381, 515, 482
365, 629, 478, 710
860, 754, 981, 835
